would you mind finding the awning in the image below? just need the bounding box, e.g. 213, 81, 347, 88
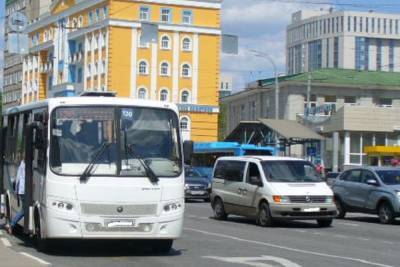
258, 119, 324, 140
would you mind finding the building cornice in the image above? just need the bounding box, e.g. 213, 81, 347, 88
126, 0, 221, 9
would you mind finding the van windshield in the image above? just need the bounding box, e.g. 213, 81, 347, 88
261, 160, 322, 183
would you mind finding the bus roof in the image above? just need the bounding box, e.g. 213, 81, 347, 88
194, 142, 275, 152
4, 97, 179, 116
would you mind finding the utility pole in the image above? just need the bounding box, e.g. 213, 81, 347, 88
306, 72, 312, 117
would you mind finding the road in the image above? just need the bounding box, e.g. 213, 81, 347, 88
1, 201, 400, 267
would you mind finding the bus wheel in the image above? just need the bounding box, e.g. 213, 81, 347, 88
152, 239, 173, 254
35, 214, 51, 253
5, 198, 11, 232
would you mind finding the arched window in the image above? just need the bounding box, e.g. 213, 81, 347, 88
161, 35, 170, 49
138, 60, 148, 74
180, 117, 189, 130
138, 88, 147, 99
160, 89, 169, 101
182, 37, 191, 51
181, 63, 191, 77
181, 90, 190, 103
160, 62, 170, 76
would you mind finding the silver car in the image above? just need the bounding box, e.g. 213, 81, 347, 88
332, 167, 400, 224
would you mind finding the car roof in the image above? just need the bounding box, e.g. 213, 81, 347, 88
216, 156, 308, 162
344, 166, 400, 172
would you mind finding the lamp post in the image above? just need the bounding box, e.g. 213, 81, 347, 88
249, 49, 279, 120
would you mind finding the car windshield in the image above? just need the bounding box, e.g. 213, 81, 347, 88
376, 170, 400, 185
50, 106, 182, 177
261, 160, 322, 183
185, 166, 203, 178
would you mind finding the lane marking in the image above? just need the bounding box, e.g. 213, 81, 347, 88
381, 241, 394, 245
1, 237, 12, 247
185, 227, 394, 267
20, 252, 51, 265
357, 237, 370, 241
205, 255, 301, 267
336, 222, 360, 227
332, 234, 348, 239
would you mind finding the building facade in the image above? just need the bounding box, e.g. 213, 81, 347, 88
287, 9, 400, 75
222, 69, 400, 170
3, 0, 51, 109
3, 0, 26, 109
22, 0, 221, 142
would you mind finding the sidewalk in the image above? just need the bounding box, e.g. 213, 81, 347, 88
0, 223, 46, 267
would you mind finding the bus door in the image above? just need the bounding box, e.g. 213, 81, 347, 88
24, 112, 47, 234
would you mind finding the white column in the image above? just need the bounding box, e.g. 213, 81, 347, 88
91, 32, 95, 90
83, 34, 88, 90
130, 28, 138, 97
344, 131, 351, 165
192, 33, 199, 104
53, 28, 59, 86
97, 30, 102, 91
150, 41, 158, 100
172, 32, 180, 102
332, 132, 339, 172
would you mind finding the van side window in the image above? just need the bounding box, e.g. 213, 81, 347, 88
246, 162, 261, 184
214, 160, 245, 182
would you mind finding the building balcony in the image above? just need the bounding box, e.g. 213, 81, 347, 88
39, 62, 53, 73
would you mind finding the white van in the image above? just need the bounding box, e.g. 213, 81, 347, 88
211, 156, 337, 227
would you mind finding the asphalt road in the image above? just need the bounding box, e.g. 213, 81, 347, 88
1, 201, 400, 267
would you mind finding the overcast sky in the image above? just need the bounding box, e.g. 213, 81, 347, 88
2, 1, 400, 93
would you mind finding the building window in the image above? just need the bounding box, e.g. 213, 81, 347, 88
180, 117, 189, 130
182, 37, 192, 51
396, 20, 399, 34
308, 40, 322, 71
379, 98, 392, 107
389, 40, 395, 72
353, 16, 357, 32
182, 10, 192, 24
160, 62, 170, 76
347, 16, 351, 32
378, 18, 381, 33
160, 35, 170, 49
390, 19, 393, 34
384, 19, 387, 34
355, 37, 369, 71
344, 96, 356, 104
372, 18, 375, 33
103, 6, 108, 18
78, 16, 83, 27
138, 60, 148, 75
366, 17, 369, 33
334, 37, 339, 68
181, 63, 191, 77
89, 11, 94, 24
95, 8, 100, 21
181, 90, 190, 103
138, 88, 147, 99
140, 6, 150, 21
377, 39, 382, 71
359, 16, 363, 32
161, 8, 171, 23
160, 89, 169, 101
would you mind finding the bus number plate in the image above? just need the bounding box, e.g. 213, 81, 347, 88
106, 219, 135, 228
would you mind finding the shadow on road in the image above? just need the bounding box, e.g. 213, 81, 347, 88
210, 216, 327, 229
340, 216, 400, 226
1, 223, 183, 257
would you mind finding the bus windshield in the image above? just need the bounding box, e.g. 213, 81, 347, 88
50, 106, 182, 177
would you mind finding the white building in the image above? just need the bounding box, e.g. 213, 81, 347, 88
287, 9, 400, 74
220, 73, 233, 98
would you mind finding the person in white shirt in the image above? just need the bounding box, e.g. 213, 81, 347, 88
8, 160, 25, 234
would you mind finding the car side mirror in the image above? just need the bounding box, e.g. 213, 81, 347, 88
250, 176, 263, 187
366, 179, 379, 186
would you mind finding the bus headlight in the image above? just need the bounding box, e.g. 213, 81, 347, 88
163, 201, 183, 213
49, 199, 74, 212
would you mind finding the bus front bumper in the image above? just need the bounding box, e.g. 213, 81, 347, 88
44, 208, 183, 239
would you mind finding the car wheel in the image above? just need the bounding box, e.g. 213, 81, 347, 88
378, 202, 395, 224
257, 202, 274, 227
335, 198, 346, 219
152, 240, 173, 254
35, 213, 53, 253
213, 198, 227, 220
317, 218, 333, 227
5, 199, 11, 231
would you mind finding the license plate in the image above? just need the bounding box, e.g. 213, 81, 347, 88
106, 220, 135, 228
190, 190, 205, 195
303, 207, 320, 212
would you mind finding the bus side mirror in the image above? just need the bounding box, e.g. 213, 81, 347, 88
183, 140, 194, 165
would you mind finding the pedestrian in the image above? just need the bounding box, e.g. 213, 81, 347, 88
7, 159, 25, 235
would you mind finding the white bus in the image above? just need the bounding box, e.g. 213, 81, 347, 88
0, 95, 188, 253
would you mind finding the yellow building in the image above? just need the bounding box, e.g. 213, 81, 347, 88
23, 0, 222, 141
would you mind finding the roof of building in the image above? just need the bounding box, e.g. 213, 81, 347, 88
258, 119, 324, 140
259, 69, 400, 88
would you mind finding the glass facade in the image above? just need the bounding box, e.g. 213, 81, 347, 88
308, 40, 322, 71
355, 37, 369, 71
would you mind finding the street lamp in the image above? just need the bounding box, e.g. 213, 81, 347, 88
249, 49, 279, 120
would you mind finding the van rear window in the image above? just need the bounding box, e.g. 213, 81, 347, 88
214, 160, 246, 182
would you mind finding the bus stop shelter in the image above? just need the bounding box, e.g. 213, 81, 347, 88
225, 119, 324, 158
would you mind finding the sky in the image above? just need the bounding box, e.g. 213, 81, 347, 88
1, 1, 400, 93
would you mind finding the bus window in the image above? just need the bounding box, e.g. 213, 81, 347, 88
244, 149, 273, 156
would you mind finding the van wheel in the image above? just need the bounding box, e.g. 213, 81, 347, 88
213, 198, 227, 220
335, 198, 346, 219
378, 202, 395, 224
317, 218, 333, 227
257, 202, 274, 227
